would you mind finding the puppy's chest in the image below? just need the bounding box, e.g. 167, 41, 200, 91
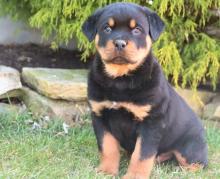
89, 99, 152, 121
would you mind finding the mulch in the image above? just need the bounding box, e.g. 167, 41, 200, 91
0, 43, 92, 71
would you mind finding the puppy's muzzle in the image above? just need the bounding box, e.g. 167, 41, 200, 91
114, 39, 127, 51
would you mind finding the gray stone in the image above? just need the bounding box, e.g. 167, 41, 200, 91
174, 88, 216, 116
209, 9, 220, 18
211, 95, 220, 104
203, 94, 220, 121
205, 25, 220, 39
22, 68, 88, 101
213, 106, 220, 118
0, 66, 22, 96
0, 16, 77, 49
0, 103, 25, 115
0, 89, 24, 99
20, 87, 89, 125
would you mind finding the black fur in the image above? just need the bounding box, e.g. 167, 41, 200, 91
83, 2, 208, 172
82, 2, 165, 43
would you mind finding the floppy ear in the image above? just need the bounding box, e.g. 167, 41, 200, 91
82, 8, 104, 42
142, 7, 165, 41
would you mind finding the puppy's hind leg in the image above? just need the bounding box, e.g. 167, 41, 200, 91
173, 133, 208, 171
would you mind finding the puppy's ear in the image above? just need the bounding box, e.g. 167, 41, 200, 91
82, 8, 104, 42
142, 7, 165, 41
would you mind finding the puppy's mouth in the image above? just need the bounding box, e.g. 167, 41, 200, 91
105, 56, 137, 65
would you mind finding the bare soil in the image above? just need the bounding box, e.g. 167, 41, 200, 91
0, 43, 92, 71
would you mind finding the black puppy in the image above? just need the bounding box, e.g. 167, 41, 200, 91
82, 2, 208, 179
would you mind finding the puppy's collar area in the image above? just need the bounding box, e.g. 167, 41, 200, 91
89, 100, 152, 121
110, 101, 118, 109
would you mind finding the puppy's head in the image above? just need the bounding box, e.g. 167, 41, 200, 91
82, 3, 164, 77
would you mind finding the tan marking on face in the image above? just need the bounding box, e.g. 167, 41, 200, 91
173, 150, 204, 172
95, 35, 152, 78
95, 34, 99, 45
123, 137, 155, 179
129, 19, 136, 29
108, 17, 115, 27
104, 63, 139, 78
124, 35, 152, 65
95, 34, 152, 78
89, 100, 151, 120
97, 132, 120, 176
95, 34, 115, 61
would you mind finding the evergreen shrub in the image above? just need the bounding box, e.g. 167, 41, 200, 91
0, 0, 219, 90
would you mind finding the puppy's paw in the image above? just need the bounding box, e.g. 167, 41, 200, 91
96, 164, 118, 176
122, 172, 148, 179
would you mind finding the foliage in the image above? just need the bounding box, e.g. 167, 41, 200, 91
0, 0, 219, 89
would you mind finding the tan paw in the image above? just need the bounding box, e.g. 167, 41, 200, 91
96, 164, 118, 176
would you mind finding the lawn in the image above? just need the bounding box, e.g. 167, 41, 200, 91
0, 112, 220, 179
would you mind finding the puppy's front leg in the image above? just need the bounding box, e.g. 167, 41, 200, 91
92, 115, 120, 176
123, 123, 161, 179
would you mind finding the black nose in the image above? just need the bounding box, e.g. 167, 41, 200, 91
114, 39, 127, 50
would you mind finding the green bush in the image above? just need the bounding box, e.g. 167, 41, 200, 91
0, 0, 219, 90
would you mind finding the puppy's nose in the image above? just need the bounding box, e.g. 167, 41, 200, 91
114, 39, 127, 50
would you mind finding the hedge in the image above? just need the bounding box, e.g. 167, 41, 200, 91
0, 0, 219, 90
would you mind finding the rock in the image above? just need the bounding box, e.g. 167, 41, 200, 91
211, 95, 220, 104
0, 66, 22, 96
0, 103, 25, 115
0, 89, 24, 99
20, 87, 89, 125
209, 8, 220, 18
203, 94, 220, 121
213, 106, 220, 118
205, 25, 220, 39
22, 67, 88, 101
174, 88, 216, 116
203, 103, 218, 119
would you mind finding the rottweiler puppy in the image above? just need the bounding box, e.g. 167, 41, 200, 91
82, 2, 208, 179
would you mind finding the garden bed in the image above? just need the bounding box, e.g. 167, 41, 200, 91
0, 43, 92, 71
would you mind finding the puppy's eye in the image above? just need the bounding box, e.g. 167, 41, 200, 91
104, 26, 112, 34
132, 27, 142, 35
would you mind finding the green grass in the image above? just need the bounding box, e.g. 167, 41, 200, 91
0, 112, 220, 179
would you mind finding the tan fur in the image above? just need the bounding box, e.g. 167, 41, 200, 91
173, 151, 204, 172
89, 100, 152, 120
104, 64, 139, 78
89, 100, 122, 116
125, 35, 152, 63
129, 19, 136, 29
95, 35, 115, 61
123, 137, 155, 179
120, 102, 152, 121
108, 17, 115, 27
97, 132, 120, 176
156, 151, 173, 163
95, 34, 152, 78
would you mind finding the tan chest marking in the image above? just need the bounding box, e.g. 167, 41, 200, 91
89, 100, 152, 121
